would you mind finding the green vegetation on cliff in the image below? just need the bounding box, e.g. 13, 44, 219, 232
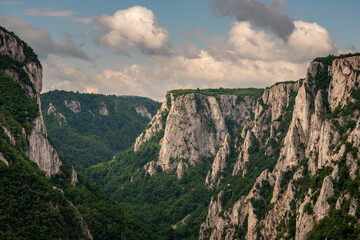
0, 70, 159, 240
0, 69, 89, 239
168, 87, 264, 99
83, 131, 212, 239
0, 26, 159, 240
41, 90, 160, 171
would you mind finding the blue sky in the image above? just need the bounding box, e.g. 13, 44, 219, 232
1, 0, 359, 100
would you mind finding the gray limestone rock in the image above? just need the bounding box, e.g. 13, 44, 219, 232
135, 105, 152, 120
64, 100, 81, 113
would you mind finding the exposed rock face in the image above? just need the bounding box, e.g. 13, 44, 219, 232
0, 152, 9, 166
313, 176, 334, 221
139, 93, 255, 175
0, 28, 62, 176
71, 166, 78, 186
197, 56, 360, 239
47, 103, 68, 126
2, 126, 16, 145
27, 116, 62, 176
0, 29, 26, 61
99, 103, 109, 116
206, 133, 231, 188
122, 54, 360, 239
64, 100, 81, 113
328, 56, 360, 110
134, 96, 169, 152
135, 105, 152, 120
199, 191, 228, 240
176, 160, 188, 179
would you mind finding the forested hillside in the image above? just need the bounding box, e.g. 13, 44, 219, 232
83, 88, 265, 239
0, 26, 158, 240
41, 90, 160, 171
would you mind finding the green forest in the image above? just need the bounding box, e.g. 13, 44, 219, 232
41, 90, 160, 172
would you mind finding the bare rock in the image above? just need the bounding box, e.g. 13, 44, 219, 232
2, 126, 15, 145
71, 166, 78, 186
206, 134, 231, 187
0, 152, 9, 166
27, 115, 62, 176
135, 105, 152, 120
64, 100, 81, 113
99, 103, 109, 116
314, 176, 334, 221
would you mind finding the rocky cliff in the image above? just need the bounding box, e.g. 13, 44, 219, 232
131, 54, 360, 239
0, 26, 94, 239
0, 26, 160, 240
0, 27, 61, 176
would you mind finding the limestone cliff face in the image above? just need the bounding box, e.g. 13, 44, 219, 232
134, 95, 168, 152
133, 54, 360, 239
0, 28, 62, 176
137, 92, 256, 176
135, 105, 152, 120
198, 55, 360, 239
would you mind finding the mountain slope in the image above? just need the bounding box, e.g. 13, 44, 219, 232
41, 90, 160, 171
0, 26, 158, 240
0, 26, 91, 239
83, 88, 265, 239
85, 54, 360, 239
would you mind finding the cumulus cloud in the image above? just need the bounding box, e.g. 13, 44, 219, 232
209, 0, 294, 40
0, 15, 91, 61
150, 51, 307, 90
42, 19, 338, 101
24, 8, 75, 17
148, 20, 337, 96
93, 6, 173, 56
42, 58, 158, 98
220, 20, 338, 62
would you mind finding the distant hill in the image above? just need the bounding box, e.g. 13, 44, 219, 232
41, 90, 161, 171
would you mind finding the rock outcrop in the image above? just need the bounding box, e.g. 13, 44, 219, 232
99, 103, 109, 116
135, 105, 152, 120
198, 55, 360, 239
132, 54, 360, 239
0, 152, 9, 166
139, 93, 255, 175
65, 100, 81, 113
0, 27, 62, 176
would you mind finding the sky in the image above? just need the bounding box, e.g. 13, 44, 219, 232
1, 0, 359, 101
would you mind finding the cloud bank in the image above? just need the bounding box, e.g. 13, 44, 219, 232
94, 6, 173, 56
43, 19, 337, 101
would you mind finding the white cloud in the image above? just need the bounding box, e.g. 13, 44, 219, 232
150, 51, 307, 90
94, 6, 173, 56
42, 19, 338, 101
144, 20, 338, 96
0, 15, 91, 61
287, 21, 338, 62
42, 58, 156, 99
42, 51, 306, 101
24, 8, 75, 17
220, 20, 337, 62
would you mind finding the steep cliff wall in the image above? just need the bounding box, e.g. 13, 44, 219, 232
0, 27, 61, 176
130, 54, 360, 239
199, 55, 360, 240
